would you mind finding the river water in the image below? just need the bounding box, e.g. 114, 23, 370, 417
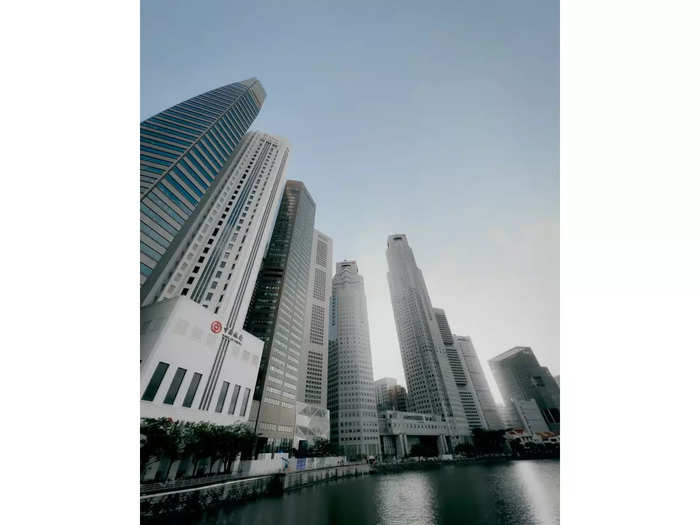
172, 459, 559, 525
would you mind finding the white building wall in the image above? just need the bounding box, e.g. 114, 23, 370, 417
298, 230, 332, 409
140, 131, 289, 425
140, 297, 262, 424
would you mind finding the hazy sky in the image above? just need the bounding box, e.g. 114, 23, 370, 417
141, 0, 559, 402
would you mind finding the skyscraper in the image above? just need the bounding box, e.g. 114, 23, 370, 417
140, 78, 266, 302
140, 131, 290, 425
328, 261, 380, 459
243, 180, 317, 452
386, 235, 470, 448
489, 347, 560, 432
454, 335, 503, 430
299, 230, 333, 408
294, 230, 333, 448
433, 308, 487, 431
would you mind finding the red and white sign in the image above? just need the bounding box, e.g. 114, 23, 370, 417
210, 320, 222, 334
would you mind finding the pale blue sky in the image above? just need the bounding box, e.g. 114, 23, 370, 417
141, 0, 559, 400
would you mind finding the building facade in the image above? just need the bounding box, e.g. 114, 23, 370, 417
243, 181, 317, 452
375, 378, 409, 412
298, 230, 333, 408
378, 410, 451, 458
140, 131, 290, 425
433, 308, 488, 431
489, 347, 560, 432
454, 335, 503, 430
385, 235, 470, 448
328, 261, 380, 459
140, 79, 266, 299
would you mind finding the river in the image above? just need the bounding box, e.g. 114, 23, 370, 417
166, 459, 559, 525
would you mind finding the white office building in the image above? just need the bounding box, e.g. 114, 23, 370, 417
293, 230, 333, 447
454, 335, 503, 430
386, 235, 470, 448
328, 261, 381, 459
298, 230, 333, 408
140, 131, 290, 425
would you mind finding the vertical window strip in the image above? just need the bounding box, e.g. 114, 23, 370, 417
215, 381, 230, 413
182, 372, 203, 408
228, 384, 241, 414
163, 367, 187, 404
142, 362, 170, 401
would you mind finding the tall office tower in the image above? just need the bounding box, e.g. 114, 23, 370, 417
299, 230, 333, 407
140, 131, 290, 426
243, 181, 316, 452
386, 235, 470, 448
433, 308, 487, 431
489, 347, 560, 432
328, 261, 380, 459
294, 230, 333, 448
454, 335, 503, 430
140, 78, 266, 301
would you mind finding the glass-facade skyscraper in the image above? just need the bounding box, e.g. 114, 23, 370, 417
243, 180, 317, 452
140, 78, 266, 301
488, 346, 560, 432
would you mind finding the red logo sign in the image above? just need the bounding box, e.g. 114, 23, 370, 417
211, 321, 222, 334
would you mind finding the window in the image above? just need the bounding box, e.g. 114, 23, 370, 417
142, 362, 169, 401
239, 387, 251, 416
163, 367, 186, 404
187, 276, 195, 284
228, 384, 241, 415
182, 372, 202, 408
215, 381, 230, 413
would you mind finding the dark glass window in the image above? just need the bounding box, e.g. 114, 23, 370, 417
239, 387, 251, 416
182, 372, 202, 408
215, 381, 230, 413
142, 362, 169, 401
228, 384, 241, 415
163, 367, 187, 404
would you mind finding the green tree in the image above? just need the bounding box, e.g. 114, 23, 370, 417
308, 438, 340, 457
140, 418, 182, 481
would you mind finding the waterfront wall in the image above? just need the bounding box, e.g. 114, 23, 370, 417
143, 454, 348, 482
284, 463, 370, 491
141, 462, 369, 520
141, 474, 281, 520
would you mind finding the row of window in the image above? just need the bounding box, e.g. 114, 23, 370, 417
141, 361, 250, 417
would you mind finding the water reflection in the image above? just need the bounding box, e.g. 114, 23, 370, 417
160, 459, 559, 525
374, 472, 438, 525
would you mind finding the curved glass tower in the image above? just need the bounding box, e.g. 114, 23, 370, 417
140, 78, 266, 296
